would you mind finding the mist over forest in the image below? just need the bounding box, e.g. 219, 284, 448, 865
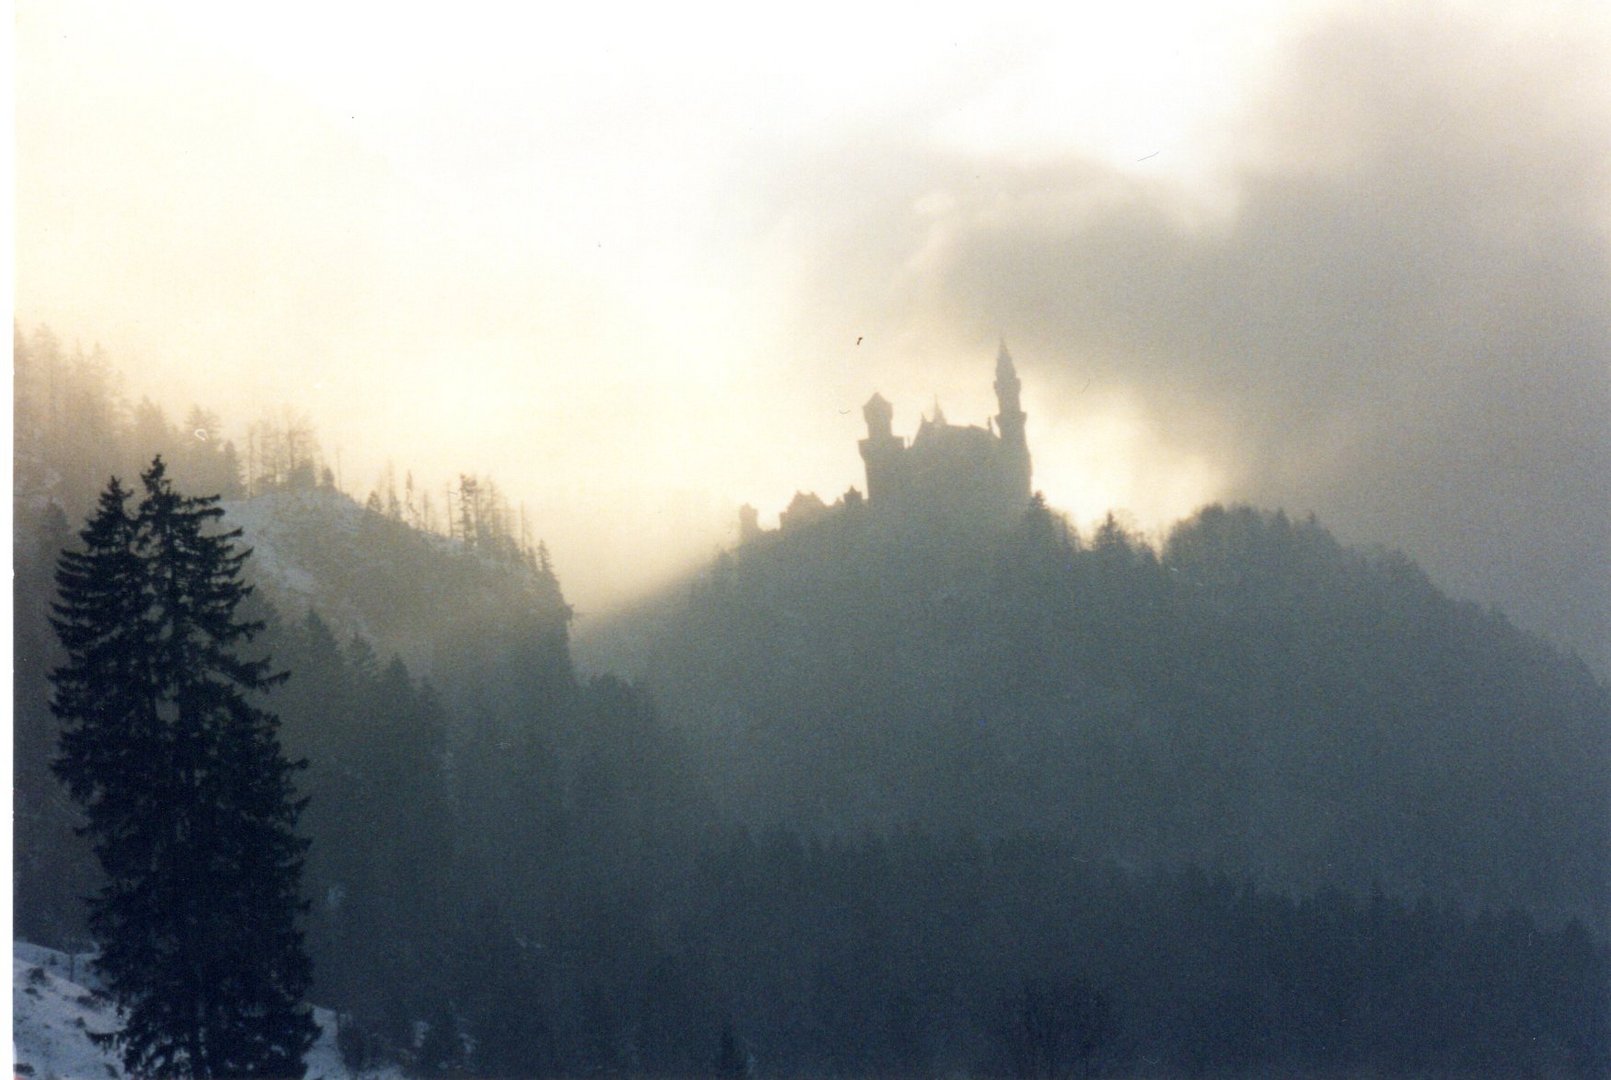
13, 326, 1610, 1078
14, 2, 1611, 1077
17, 2, 1611, 675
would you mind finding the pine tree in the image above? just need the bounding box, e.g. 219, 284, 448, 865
51, 457, 319, 1079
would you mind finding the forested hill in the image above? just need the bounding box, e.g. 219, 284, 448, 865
13, 326, 1611, 1076
13, 329, 708, 1070
220, 485, 573, 691
581, 498, 1611, 930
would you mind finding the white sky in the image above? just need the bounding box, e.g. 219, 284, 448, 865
16, 0, 1608, 629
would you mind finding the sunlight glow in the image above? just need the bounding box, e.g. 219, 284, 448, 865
1030, 392, 1227, 542
21, 0, 1596, 618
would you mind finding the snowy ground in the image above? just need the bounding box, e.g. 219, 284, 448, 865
12, 941, 404, 1080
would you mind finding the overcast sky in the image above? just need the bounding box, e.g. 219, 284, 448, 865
15, 0, 1610, 669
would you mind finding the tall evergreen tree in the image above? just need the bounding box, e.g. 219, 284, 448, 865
51, 457, 319, 1079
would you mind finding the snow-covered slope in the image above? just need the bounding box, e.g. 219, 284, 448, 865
12, 942, 120, 1080
12, 942, 404, 1080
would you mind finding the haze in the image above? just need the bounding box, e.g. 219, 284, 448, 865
15, 0, 1610, 671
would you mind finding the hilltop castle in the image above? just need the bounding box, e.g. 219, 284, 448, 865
743, 343, 1034, 539
858, 341, 1032, 526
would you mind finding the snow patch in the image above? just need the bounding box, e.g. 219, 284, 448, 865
12, 941, 404, 1080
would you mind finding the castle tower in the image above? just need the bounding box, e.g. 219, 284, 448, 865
858, 392, 903, 504
738, 503, 762, 544
993, 342, 1032, 502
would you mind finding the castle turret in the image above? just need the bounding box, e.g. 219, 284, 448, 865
863, 392, 894, 440
738, 503, 762, 544
993, 342, 1032, 502
858, 392, 903, 504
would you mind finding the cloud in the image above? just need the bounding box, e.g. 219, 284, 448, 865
17, 1, 1609, 668
761, 8, 1611, 668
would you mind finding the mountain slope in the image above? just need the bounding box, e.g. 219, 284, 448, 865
220, 488, 572, 690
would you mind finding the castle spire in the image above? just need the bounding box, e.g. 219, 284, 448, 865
993, 342, 1030, 501
995, 340, 1019, 395
994, 341, 1023, 430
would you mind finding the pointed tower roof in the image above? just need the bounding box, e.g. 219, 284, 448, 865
996, 339, 1017, 379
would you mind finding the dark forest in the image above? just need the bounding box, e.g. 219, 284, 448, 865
13, 326, 1610, 1078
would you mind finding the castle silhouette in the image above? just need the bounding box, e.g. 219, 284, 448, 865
742, 343, 1034, 539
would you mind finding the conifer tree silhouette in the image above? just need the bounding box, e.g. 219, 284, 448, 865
52, 457, 318, 1078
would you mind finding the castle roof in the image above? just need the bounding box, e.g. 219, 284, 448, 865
912, 419, 995, 450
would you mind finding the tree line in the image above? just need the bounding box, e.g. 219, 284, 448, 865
637, 494, 1611, 932
14, 327, 1611, 1077
13, 324, 543, 564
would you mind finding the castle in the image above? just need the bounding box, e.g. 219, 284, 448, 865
858, 341, 1032, 526
743, 343, 1034, 539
